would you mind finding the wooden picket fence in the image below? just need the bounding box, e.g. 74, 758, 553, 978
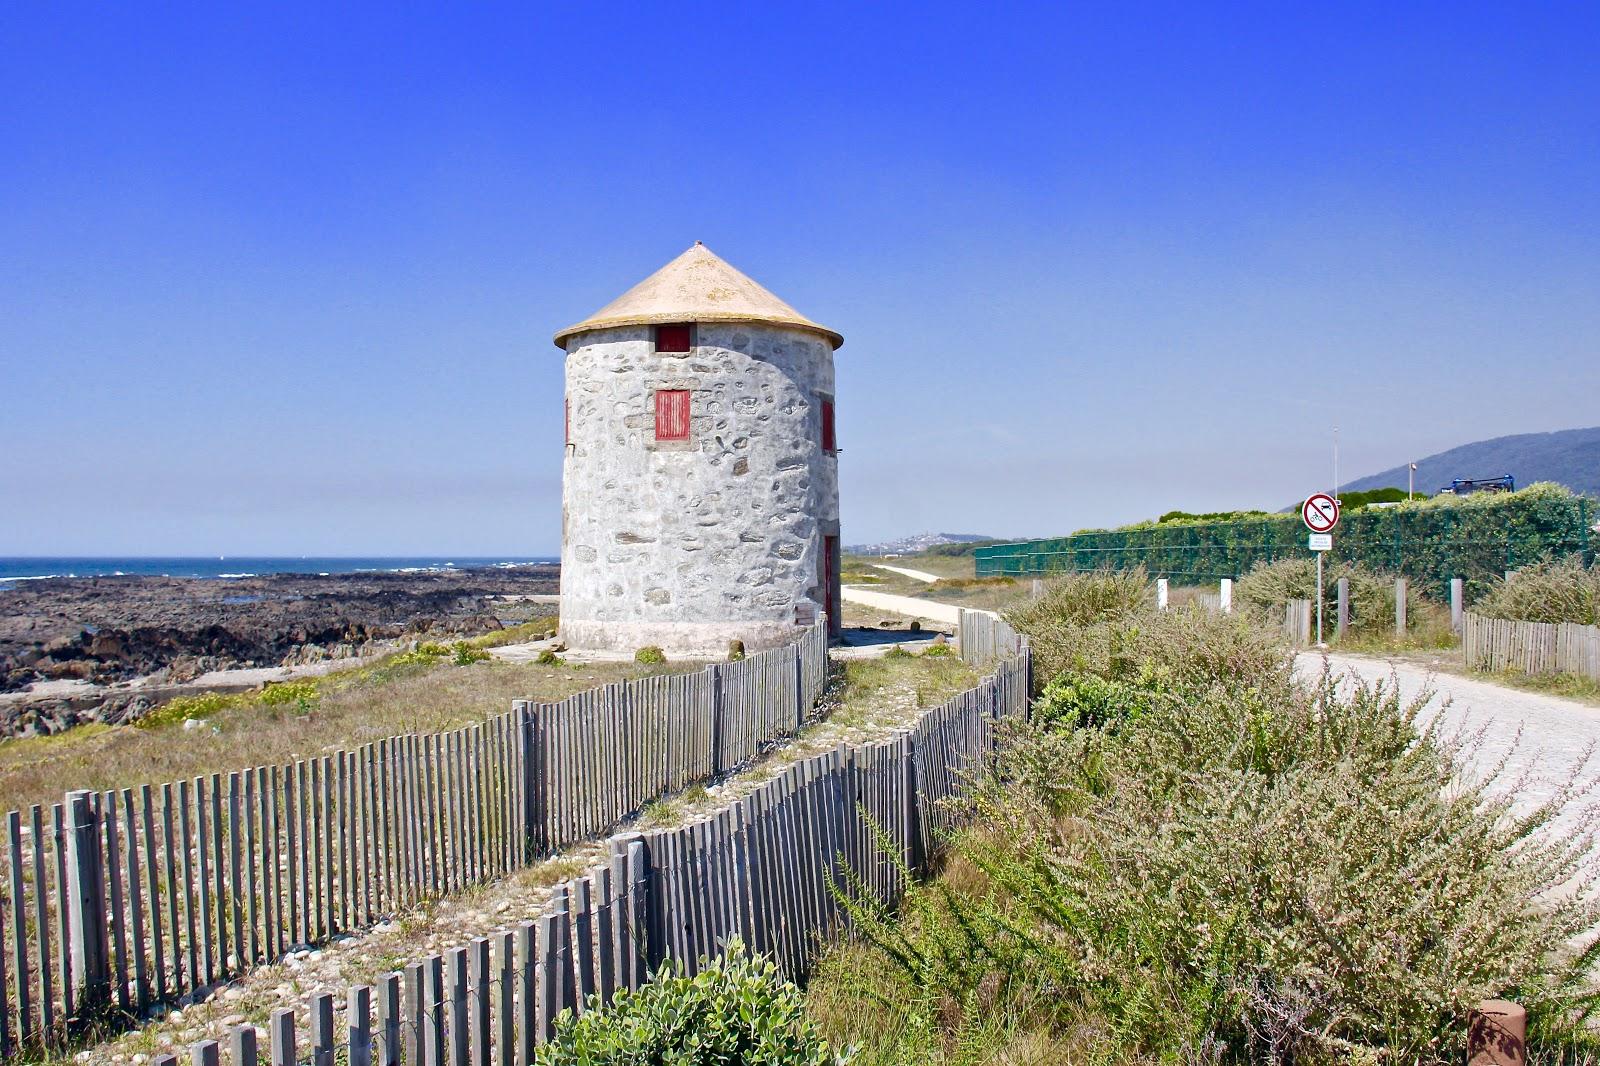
138, 614, 1031, 1066
0, 621, 829, 1054
1283, 599, 1313, 646
1463, 611, 1600, 682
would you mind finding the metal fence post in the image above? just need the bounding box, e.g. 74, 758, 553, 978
1395, 577, 1408, 637
65, 789, 109, 1019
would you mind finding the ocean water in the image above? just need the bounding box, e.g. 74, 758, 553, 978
0, 556, 558, 590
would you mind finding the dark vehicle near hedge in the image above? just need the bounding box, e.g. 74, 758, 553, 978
1439, 475, 1515, 496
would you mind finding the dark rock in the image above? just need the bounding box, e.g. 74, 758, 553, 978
0, 566, 560, 734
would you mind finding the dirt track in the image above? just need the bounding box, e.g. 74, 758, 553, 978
1298, 650, 1600, 839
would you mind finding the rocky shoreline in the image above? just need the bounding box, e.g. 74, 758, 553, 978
0, 566, 559, 736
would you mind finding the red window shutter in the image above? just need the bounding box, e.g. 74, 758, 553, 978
655, 323, 692, 353
821, 399, 836, 452
655, 389, 690, 441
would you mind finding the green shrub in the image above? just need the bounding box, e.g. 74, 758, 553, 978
390, 641, 450, 667
1156, 508, 1275, 525
452, 641, 490, 666
135, 691, 242, 729
1234, 556, 1402, 635
1032, 668, 1166, 729
535, 649, 566, 666
259, 679, 318, 708
921, 642, 953, 658
635, 646, 667, 665
537, 942, 837, 1065
882, 645, 915, 660
1475, 556, 1600, 626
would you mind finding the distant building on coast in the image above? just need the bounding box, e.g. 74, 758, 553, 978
552, 243, 843, 655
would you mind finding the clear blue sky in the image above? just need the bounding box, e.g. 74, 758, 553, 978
3, 3, 1596, 555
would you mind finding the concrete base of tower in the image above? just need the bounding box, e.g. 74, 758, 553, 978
557, 617, 812, 659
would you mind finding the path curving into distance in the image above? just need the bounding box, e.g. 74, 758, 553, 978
1297, 650, 1600, 844
871, 563, 940, 583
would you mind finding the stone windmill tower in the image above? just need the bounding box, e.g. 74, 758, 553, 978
552, 243, 843, 655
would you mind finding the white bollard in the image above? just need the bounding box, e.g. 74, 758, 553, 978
1156, 578, 1169, 611
1219, 578, 1233, 614
1450, 577, 1464, 633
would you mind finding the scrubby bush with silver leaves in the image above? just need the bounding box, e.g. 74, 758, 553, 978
1477, 556, 1600, 626
812, 570, 1600, 1065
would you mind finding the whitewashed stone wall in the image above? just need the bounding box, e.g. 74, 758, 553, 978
559, 321, 839, 655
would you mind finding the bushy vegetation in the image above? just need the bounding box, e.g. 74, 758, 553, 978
1005, 568, 1284, 690
1155, 508, 1275, 525
1337, 486, 1413, 509
538, 943, 837, 1065
134, 690, 242, 729
1234, 557, 1457, 648
1235, 557, 1395, 632
636, 645, 668, 665
977, 483, 1595, 596
1476, 557, 1600, 626
809, 571, 1600, 1064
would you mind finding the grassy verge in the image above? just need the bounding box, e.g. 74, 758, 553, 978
1471, 668, 1600, 704
0, 619, 704, 813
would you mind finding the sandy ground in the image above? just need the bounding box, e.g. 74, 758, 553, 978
840, 587, 963, 626
871, 563, 940, 583
1297, 650, 1600, 840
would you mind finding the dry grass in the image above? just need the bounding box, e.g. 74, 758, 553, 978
844, 554, 1032, 613
58, 647, 988, 1066
844, 554, 977, 581
0, 653, 701, 814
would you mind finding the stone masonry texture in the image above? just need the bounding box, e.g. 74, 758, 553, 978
559, 321, 838, 655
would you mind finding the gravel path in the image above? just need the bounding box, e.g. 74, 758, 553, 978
1298, 650, 1600, 838
840, 587, 962, 625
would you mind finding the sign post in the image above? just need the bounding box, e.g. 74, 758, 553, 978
1302, 493, 1340, 647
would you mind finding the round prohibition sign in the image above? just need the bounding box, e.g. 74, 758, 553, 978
1302, 492, 1340, 533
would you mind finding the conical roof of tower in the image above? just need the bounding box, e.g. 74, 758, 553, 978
552, 242, 843, 350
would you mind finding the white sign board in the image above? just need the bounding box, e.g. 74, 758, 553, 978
1302, 493, 1340, 533
1308, 533, 1333, 551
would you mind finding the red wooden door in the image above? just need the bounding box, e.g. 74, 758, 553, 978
823, 535, 841, 635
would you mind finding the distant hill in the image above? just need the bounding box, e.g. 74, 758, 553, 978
845, 532, 996, 556
1341, 427, 1600, 499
